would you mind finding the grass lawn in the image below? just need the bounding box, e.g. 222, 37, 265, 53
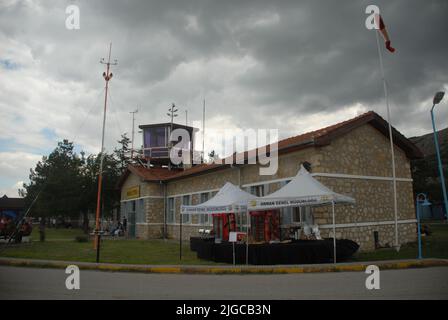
352, 223, 448, 261
1, 223, 447, 265
1, 228, 217, 265
30, 227, 85, 241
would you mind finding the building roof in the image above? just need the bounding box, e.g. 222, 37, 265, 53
0, 195, 25, 209
118, 111, 423, 187
138, 122, 199, 131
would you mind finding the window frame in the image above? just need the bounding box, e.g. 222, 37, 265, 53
199, 192, 211, 225
167, 197, 175, 224
181, 195, 191, 224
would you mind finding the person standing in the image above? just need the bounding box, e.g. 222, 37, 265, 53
122, 217, 127, 238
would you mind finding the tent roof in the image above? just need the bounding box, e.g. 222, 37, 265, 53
181, 182, 256, 215
248, 165, 355, 211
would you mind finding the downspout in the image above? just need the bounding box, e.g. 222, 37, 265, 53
238, 165, 242, 187
161, 180, 167, 240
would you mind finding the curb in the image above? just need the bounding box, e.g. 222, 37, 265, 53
0, 257, 447, 274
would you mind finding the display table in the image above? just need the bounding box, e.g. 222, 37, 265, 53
190, 237, 359, 265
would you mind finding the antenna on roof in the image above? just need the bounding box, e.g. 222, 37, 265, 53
167, 103, 178, 170
202, 98, 206, 163
130, 109, 138, 160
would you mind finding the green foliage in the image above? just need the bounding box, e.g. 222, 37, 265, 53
114, 133, 132, 172
21, 140, 84, 218
411, 128, 448, 203
20, 136, 131, 223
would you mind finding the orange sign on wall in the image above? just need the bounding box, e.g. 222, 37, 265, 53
126, 186, 140, 199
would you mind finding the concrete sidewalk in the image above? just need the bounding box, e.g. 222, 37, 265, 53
0, 256, 447, 274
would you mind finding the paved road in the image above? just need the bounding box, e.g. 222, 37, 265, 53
0, 266, 447, 299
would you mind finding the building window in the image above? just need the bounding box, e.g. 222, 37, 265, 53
199, 192, 211, 225
136, 199, 145, 223
144, 127, 167, 148
250, 185, 265, 197
131, 200, 136, 212
182, 195, 191, 224
292, 207, 301, 223
167, 198, 175, 224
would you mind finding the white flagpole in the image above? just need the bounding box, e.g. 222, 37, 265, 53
375, 29, 399, 250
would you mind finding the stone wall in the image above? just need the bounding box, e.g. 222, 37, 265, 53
316, 124, 411, 178
146, 198, 165, 224
136, 224, 164, 239
166, 167, 240, 196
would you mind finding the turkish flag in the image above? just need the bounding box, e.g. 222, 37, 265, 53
376, 14, 396, 53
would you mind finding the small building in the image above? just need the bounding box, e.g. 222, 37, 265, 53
0, 195, 25, 221
139, 122, 200, 166
118, 111, 422, 251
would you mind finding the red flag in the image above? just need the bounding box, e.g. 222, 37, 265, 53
375, 14, 396, 53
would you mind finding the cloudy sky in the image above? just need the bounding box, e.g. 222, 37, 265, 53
1, 0, 447, 197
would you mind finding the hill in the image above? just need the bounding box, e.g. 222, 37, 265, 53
410, 127, 448, 203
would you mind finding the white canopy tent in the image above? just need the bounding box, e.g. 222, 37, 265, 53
248, 165, 355, 263
180, 182, 256, 261
181, 182, 257, 215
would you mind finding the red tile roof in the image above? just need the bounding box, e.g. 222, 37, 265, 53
118, 110, 422, 186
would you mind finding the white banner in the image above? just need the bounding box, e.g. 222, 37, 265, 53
248, 195, 334, 211
181, 204, 248, 215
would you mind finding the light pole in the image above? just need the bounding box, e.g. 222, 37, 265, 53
94, 43, 117, 263
415, 193, 431, 259
130, 109, 138, 160
430, 91, 447, 222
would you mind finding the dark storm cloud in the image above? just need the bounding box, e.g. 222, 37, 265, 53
233, 0, 448, 119
1, 0, 448, 196
77, 0, 448, 130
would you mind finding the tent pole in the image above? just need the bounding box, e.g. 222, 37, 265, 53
332, 201, 336, 264
246, 208, 249, 265
180, 212, 183, 261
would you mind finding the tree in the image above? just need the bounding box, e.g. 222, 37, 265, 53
79, 152, 121, 232
114, 133, 132, 173
208, 150, 220, 163
21, 139, 123, 233
21, 140, 84, 220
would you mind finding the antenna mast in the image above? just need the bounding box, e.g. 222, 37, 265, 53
202, 98, 205, 163
94, 43, 117, 263
167, 103, 178, 170
130, 109, 138, 159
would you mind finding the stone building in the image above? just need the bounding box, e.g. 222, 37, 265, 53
118, 111, 422, 251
